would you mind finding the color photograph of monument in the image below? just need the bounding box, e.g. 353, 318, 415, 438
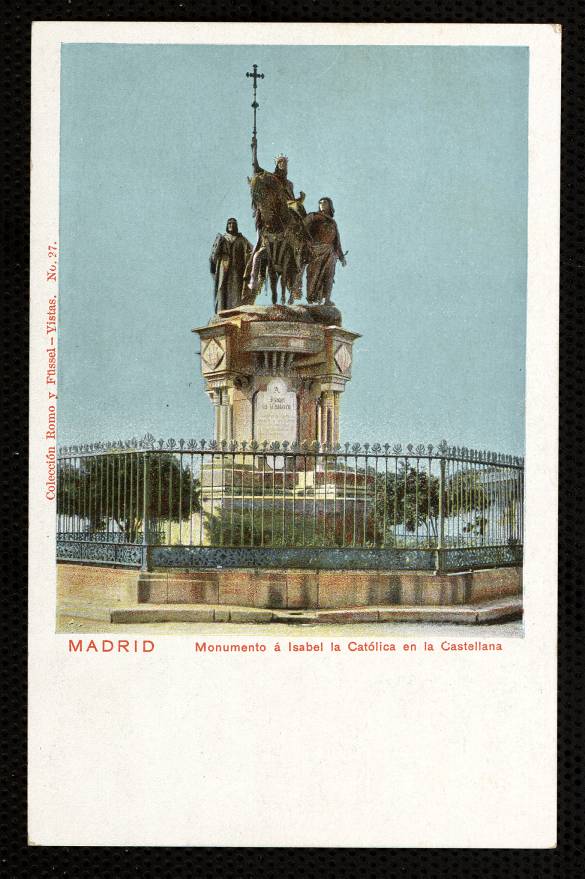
55, 44, 527, 632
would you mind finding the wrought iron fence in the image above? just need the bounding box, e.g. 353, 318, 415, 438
56, 435, 524, 571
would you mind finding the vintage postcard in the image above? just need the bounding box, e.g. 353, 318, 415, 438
29, 23, 559, 846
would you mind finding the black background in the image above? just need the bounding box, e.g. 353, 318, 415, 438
2, 3, 583, 876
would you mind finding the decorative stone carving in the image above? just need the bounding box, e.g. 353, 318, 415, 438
201, 338, 225, 372
334, 342, 352, 375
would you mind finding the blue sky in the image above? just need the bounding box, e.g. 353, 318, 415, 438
58, 44, 528, 454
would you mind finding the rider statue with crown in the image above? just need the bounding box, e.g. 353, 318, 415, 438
226, 64, 347, 308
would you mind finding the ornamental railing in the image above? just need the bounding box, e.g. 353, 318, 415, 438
56, 435, 524, 572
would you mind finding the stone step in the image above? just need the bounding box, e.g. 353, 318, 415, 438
58, 597, 522, 626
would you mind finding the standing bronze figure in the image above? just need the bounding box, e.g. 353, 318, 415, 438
304, 198, 347, 305
209, 218, 252, 312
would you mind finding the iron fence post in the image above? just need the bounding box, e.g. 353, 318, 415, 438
436, 457, 445, 572
141, 451, 149, 572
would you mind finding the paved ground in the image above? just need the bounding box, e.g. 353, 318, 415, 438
57, 614, 523, 638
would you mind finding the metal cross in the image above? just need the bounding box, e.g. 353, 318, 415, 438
246, 64, 264, 140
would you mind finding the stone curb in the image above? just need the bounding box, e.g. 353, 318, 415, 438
58, 597, 522, 626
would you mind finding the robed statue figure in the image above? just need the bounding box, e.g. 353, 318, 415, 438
304, 197, 346, 305
209, 218, 252, 312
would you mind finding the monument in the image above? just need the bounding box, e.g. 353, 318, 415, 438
193, 64, 359, 449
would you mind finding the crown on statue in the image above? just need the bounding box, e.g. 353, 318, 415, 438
274, 153, 289, 164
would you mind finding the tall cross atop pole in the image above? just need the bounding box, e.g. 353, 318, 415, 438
246, 63, 264, 144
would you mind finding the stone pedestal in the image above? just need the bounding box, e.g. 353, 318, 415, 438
193, 304, 359, 447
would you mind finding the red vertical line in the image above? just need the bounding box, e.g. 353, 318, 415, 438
281, 454, 286, 546
189, 453, 194, 547
230, 452, 235, 546
250, 451, 255, 547
362, 453, 367, 547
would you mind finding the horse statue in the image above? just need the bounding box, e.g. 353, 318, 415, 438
244, 151, 313, 305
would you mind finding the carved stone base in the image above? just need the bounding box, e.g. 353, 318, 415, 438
194, 304, 359, 446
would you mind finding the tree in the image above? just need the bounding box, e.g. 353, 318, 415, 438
371, 463, 439, 546
372, 462, 491, 547
57, 453, 201, 542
